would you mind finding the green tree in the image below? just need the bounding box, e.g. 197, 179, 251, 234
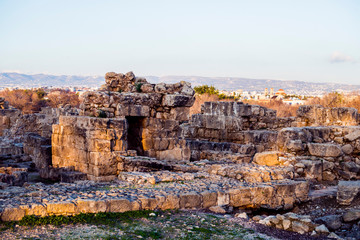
193, 85, 219, 95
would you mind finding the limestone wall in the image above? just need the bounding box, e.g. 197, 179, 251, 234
23, 133, 51, 170
52, 116, 128, 181
0, 109, 21, 136
277, 126, 360, 180
81, 72, 194, 121
183, 102, 294, 141
77, 72, 195, 161
296, 105, 360, 126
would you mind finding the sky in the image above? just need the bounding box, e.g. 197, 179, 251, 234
0, 0, 359, 84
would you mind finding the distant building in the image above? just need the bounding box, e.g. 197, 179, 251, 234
270, 88, 274, 96
283, 99, 306, 106
275, 89, 286, 96
264, 88, 268, 96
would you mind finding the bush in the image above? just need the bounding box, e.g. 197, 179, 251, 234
0, 88, 80, 113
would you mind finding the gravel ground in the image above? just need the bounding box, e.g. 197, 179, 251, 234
0, 209, 335, 240
0, 210, 279, 240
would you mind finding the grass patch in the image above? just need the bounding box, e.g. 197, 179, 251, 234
0, 210, 156, 230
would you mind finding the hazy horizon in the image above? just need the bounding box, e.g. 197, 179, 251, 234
1, 0, 359, 84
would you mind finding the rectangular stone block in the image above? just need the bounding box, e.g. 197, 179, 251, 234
108, 198, 132, 213
179, 192, 202, 209
201, 191, 217, 208
46, 202, 76, 215
205, 115, 225, 130
76, 200, 108, 213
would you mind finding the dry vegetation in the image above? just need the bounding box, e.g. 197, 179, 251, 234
0, 89, 80, 114
190, 89, 360, 118
244, 99, 299, 118
190, 93, 219, 115
308, 91, 360, 110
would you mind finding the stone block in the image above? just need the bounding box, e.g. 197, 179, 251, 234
46, 202, 76, 215
179, 192, 202, 209
308, 143, 342, 157
344, 130, 360, 141
253, 151, 282, 166
229, 188, 252, 207
205, 115, 225, 130
162, 94, 195, 107
217, 191, 230, 206
201, 191, 217, 208
159, 195, 180, 210
139, 197, 158, 210
76, 200, 108, 213
1, 207, 25, 221
20, 204, 47, 217
337, 180, 360, 205
108, 198, 132, 212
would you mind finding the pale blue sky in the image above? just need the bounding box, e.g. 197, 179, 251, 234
0, 0, 359, 84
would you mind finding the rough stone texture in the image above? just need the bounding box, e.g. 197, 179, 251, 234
77, 72, 194, 161
343, 209, 360, 222
337, 180, 360, 205
277, 126, 360, 181
314, 215, 342, 231
0, 97, 9, 109
23, 133, 51, 170
252, 151, 283, 166
307, 143, 342, 157
0, 167, 28, 186
297, 105, 360, 126
257, 213, 318, 235
0, 109, 21, 136
52, 116, 127, 180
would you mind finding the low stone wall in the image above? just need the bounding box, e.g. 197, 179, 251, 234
0, 178, 309, 221
277, 126, 360, 180
296, 105, 360, 126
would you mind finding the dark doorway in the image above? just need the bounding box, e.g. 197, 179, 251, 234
126, 116, 146, 155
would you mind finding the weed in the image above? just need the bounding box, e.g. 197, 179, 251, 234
98, 110, 107, 118
135, 83, 143, 93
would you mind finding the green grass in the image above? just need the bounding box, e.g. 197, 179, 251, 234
0, 210, 268, 240
0, 210, 155, 230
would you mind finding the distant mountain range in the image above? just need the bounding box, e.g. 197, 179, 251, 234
1, 72, 360, 95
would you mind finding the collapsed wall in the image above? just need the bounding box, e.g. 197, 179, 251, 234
182, 101, 295, 161
278, 126, 360, 181
79, 71, 195, 160
296, 105, 360, 126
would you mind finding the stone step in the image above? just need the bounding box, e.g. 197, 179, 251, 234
208, 163, 295, 183
308, 186, 337, 201
0, 178, 309, 221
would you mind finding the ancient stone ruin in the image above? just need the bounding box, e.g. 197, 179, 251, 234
1, 72, 360, 239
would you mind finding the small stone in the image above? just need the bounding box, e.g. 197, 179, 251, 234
282, 219, 291, 230
292, 220, 310, 234
209, 206, 226, 214
315, 215, 342, 231
315, 224, 330, 234
343, 209, 360, 222
235, 212, 248, 219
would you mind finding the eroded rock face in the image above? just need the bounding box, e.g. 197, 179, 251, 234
0, 97, 9, 109
0, 167, 28, 186
297, 105, 360, 126
307, 143, 342, 157
337, 180, 360, 205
